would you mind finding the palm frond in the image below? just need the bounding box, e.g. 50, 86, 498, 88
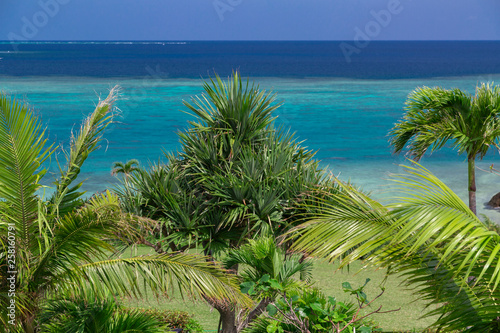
290, 162, 500, 330
50, 86, 120, 216
386, 164, 500, 287
0, 93, 54, 251
224, 236, 313, 284
39, 294, 166, 333
31, 191, 121, 292
56, 252, 252, 308
389, 86, 472, 158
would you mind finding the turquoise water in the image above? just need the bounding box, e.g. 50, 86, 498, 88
2, 73, 500, 222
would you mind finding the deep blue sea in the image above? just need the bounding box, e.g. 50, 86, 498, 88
1, 41, 500, 220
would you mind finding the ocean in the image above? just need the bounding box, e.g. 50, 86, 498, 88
1, 41, 500, 221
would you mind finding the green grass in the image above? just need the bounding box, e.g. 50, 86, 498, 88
122, 246, 439, 332
310, 260, 439, 332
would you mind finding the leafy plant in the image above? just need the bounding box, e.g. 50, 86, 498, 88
244, 280, 388, 333
225, 236, 313, 292
113, 72, 338, 332
111, 159, 141, 179
210, 237, 313, 331
240, 274, 283, 298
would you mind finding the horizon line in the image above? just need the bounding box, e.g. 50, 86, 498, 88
1, 39, 499, 43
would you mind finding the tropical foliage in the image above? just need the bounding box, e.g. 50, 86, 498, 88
4, 73, 499, 332
114, 72, 337, 331
390, 83, 500, 214
39, 295, 205, 333
116, 73, 332, 252
290, 162, 500, 332
224, 236, 313, 289
222, 236, 313, 331
39, 294, 166, 333
243, 286, 380, 333
0, 89, 246, 332
133, 309, 204, 333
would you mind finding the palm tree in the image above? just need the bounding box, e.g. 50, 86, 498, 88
290, 163, 500, 332
0, 89, 248, 332
224, 236, 313, 287
111, 159, 140, 178
390, 83, 500, 215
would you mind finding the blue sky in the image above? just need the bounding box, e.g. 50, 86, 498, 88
1, 0, 499, 41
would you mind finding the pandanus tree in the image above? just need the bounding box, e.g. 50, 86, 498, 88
116, 72, 333, 255
290, 163, 500, 332
390, 83, 500, 215
178, 72, 333, 247
0, 89, 247, 332
114, 72, 337, 331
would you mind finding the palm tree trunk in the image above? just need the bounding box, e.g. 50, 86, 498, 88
218, 309, 237, 333
468, 157, 477, 215
203, 295, 237, 333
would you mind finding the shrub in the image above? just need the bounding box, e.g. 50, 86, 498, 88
243, 279, 391, 333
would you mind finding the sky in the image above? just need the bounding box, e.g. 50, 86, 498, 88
0, 0, 499, 41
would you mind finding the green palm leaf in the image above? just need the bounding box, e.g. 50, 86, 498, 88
39, 295, 166, 333
0, 88, 253, 331
224, 236, 312, 285
30, 191, 120, 292
290, 162, 500, 331
0, 93, 54, 250
57, 252, 251, 308
51, 86, 120, 216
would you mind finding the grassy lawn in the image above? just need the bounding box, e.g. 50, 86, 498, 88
123, 246, 438, 332
311, 260, 438, 332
